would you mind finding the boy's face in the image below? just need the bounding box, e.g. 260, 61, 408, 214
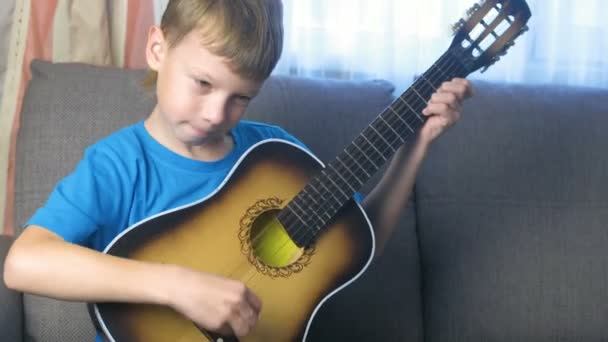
146, 26, 263, 149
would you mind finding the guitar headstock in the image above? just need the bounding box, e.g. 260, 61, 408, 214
449, 0, 531, 74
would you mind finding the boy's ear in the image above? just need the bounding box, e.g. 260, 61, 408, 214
146, 25, 166, 71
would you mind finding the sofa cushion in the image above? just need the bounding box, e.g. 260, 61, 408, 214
416, 80, 608, 341
15, 60, 422, 341
0, 234, 22, 342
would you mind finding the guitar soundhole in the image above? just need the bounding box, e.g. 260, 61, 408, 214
250, 209, 304, 267
239, 198, 315, 278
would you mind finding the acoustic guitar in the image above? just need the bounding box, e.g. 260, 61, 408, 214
91, 0, 531, 340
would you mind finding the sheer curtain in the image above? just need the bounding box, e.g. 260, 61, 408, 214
275, 0, 608, 89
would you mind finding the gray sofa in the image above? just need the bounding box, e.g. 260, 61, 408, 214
1, 59, 608, 341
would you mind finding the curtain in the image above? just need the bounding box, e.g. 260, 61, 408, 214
0, 0, 160, 235
275, 0, 608, 89
150, 0, 608, 88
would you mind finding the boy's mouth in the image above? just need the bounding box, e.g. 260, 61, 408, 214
189, 124, 209, 136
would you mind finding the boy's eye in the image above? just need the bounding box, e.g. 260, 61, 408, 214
196, 79, 210, 87
234, 95, 252, 104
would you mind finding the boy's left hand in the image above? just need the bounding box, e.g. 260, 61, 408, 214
419, 78, 473, 145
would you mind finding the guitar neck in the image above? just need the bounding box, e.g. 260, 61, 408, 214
279, 50, 470, 247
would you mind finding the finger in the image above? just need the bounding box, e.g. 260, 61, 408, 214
230, 315, 250, 337
236, 299, 258, 327
245, 288, 263, 314
438, 79, 473, 99
230, 306, 255, 337
423, 105, 461, 125
422, 102, 452, 116
428, 92, 460, 109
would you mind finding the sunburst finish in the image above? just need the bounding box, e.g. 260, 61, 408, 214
92, 141, 375, 342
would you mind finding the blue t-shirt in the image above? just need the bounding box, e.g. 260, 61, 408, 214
27, 120, 311, 251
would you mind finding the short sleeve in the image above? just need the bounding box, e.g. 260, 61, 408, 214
26, 146, 127, 246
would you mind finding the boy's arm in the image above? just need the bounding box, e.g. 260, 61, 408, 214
4, 225, 173, 304
362, 137, 429, 256
3, 225, 261, 337
363, 78, 473, 256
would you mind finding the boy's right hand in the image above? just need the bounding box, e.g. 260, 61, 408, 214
168, 267, 262, 337
4, 226, 261, 337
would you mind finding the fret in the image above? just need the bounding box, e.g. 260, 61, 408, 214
369, 122, 397, 153
310, 221, 323, 233
301, 188, 319, 205
295, 189, 315, 209
352, 142, 380, 169
291, 196, 324, 226
316, 177, 344, 204
450, 57, 468, 79
309, 198, 332, 220
321, 169, 350, 199
285, 205, 307, 228
306, 182, 330, 207
396, 96, 424, 122
328, 162, 360, 191
388, 105, 415, 133
387, 104, 415, 129
359, 134, 387, 162
336, 154, 365, 185
413, 80, 432, 96
432, 58, 450, 79
307, 199, 334, 221
290, 198, 313, 225
410, 83, 428, 104
419, 74, 438, 90
343, 149, 371, 177
378, 116, 405, 144
309, 177, 339, 210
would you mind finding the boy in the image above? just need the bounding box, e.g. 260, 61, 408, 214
4, 0, 472, 339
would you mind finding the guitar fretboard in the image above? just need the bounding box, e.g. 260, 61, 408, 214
277, 50, 469, 247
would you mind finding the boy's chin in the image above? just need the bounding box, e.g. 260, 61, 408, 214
181, 132, 225, 147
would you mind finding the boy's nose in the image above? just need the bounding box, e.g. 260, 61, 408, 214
205, 109, 227, 126
202, 99, 229, 126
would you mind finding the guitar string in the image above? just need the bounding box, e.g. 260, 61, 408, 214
224, 52, 466, 287
265, 51, 464, 250
228, 53, 464, 287
264, 51, 459, 253
282, 52, 463, 241
226, 52, 464, 285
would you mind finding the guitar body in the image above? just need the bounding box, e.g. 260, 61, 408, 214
92, 140, 375, 342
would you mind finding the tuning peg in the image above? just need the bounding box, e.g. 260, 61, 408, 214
466, 4, 481, 17
514, 26, 530, 40
480, 56, 500, 73
503, 41, 515, 50
450, 19, 465, 34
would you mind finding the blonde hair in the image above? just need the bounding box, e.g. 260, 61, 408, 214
142, 0, 283, 88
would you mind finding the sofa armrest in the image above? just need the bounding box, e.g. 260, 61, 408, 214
0, 235, 23, 342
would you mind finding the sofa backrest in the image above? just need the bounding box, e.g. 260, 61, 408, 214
14, 60, 422, 341
416, 81, 608, 341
